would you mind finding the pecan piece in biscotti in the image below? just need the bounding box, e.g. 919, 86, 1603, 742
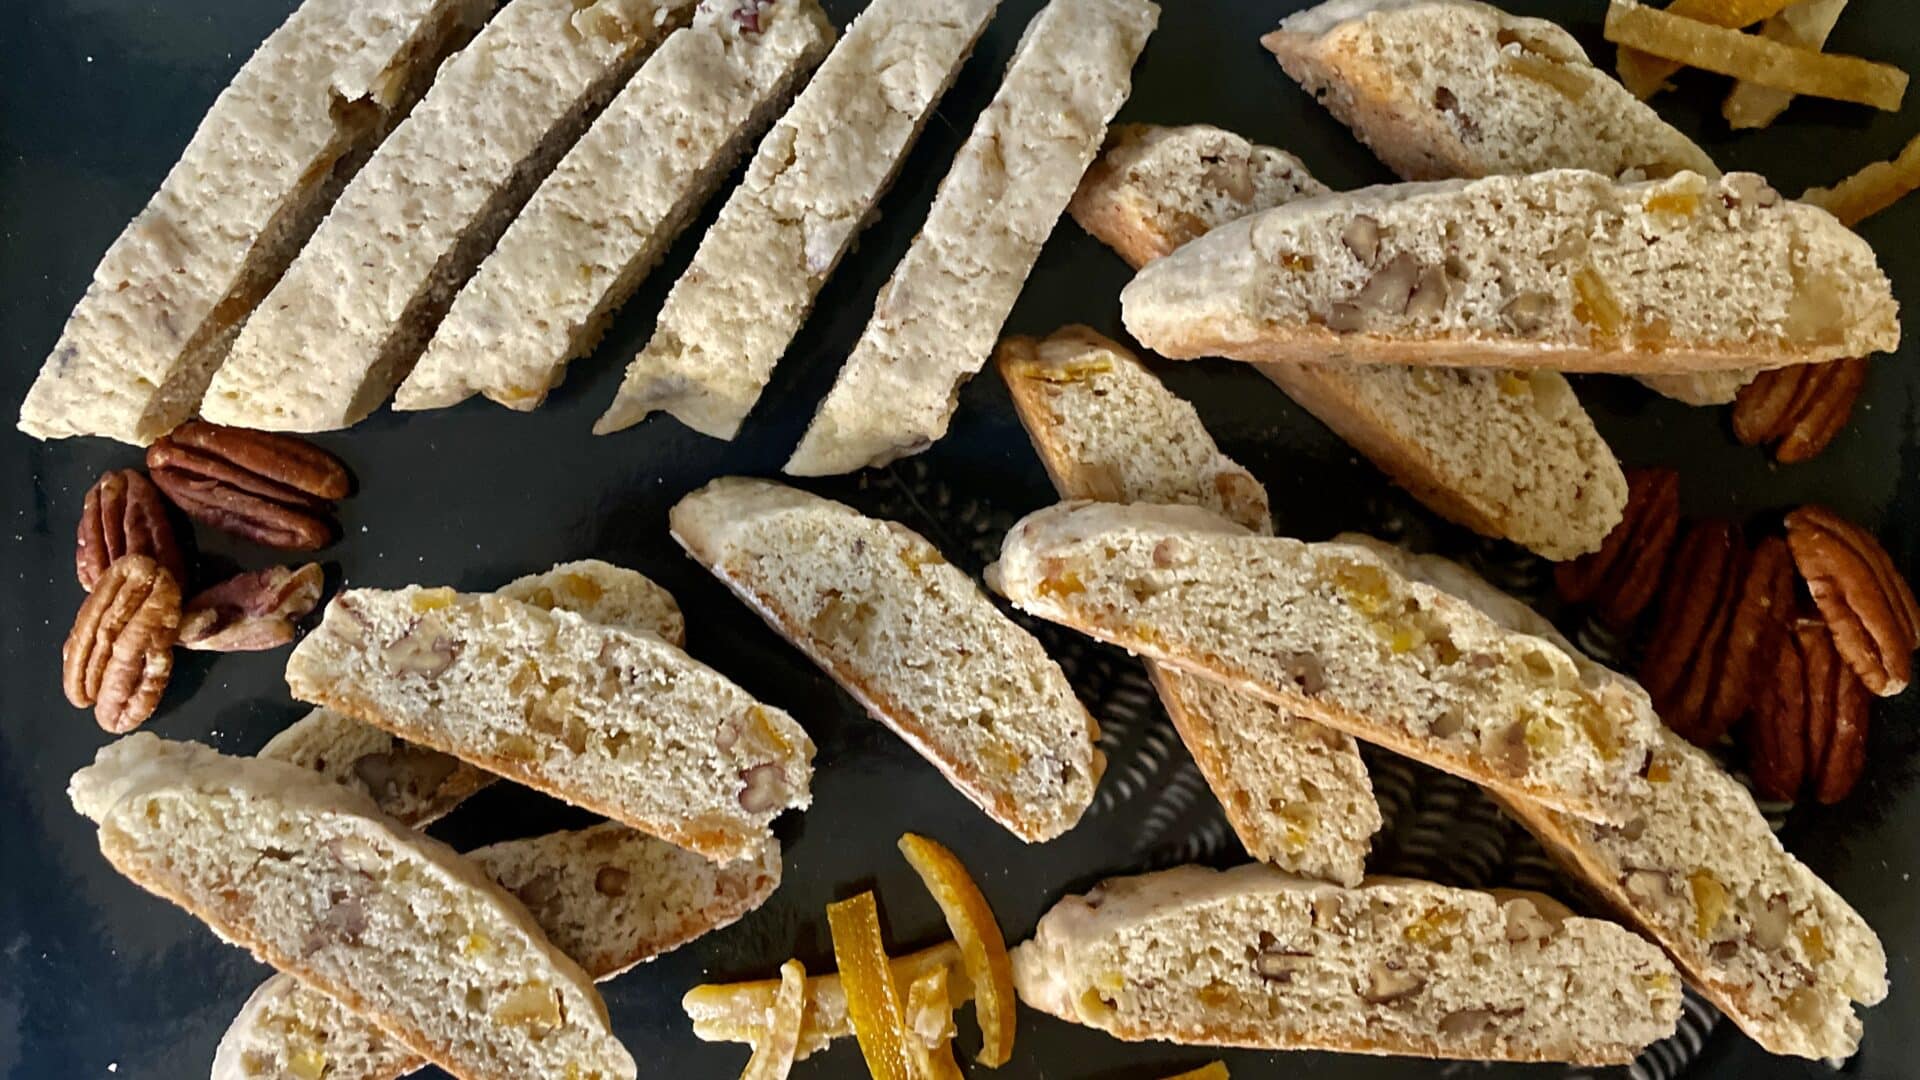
179, 563, 326, 651
147, 421, 349, 550
1554, 466, 1679, 630
1702, 536, 1797, 743
1638, 520, 1743, 743
1786, 505, 1920, 696
76, 469, 187, 591
62, 555, 182, 733
1732, 358, 1869, 464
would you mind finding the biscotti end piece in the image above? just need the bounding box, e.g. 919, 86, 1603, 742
1011, 864, 1682, 1064
996, 327, 1272, 534
286, 586, 813, 862
782, 0, 1161, 476
497, 558, 687, 647
993, 501, 1662, 824
1122, 170, 1900, 376
671, 477, 1102, 842
71, 734, 637, 1080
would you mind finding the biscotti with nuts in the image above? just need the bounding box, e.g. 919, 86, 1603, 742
1066, 123, 1627, 559
69, 735, 637, 1080
783, 0, 1160, 476
397, 0, 836, 413
15, 0, 492, 446
990, 501, 1664, 824
285, 585, 813, 863
213, 824, 781, 1080
670, 477, 1102, 842
1010, 864, 1683, 1064
203, 0, 695, 432
594, 0, 1003, 439
1121, 169, 1899, 377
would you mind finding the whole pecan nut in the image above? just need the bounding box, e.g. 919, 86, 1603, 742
76, 469, 187, 591
1554, 466, 1680, 631
1638, 519, 1743, 744
179, 563, 326, 651
1732, 358, 1868, 465
62, 555, 182, 733
1702, 536, 1797, 743
1785, 505, 1920, 696
147, 421, 349, 550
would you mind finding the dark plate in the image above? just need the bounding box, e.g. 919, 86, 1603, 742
3, 0, 1916, 1076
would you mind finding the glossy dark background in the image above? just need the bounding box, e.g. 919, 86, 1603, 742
3, 0, 1916, 1076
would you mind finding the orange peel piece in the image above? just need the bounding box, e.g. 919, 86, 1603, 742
1161, 1065, 1231, 1080
1803, 130, 1920, 228
898, 832, 1018, 1067
1615, 0, 1798, 97
738, 959, 806, 1080
904, 966, 964, 1080
827, 891, 917, 1080
1723, 0, 1852, 128
1605, 0, 1905, 110
683, 943, 972, 1059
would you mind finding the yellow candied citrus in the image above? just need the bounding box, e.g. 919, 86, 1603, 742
898, 544, 947, 576
1642, 189, 1702, 218
559, 572, 604, 603
1524, 712, 1569, 758
410, 587, 457, 612
1574, 700, 1620, 761
826, 892, 916, 1080
1641, 971, 1677, 998
1021, 357, 1114, 383
1377, 621, 1424, 654
1277, 805, 1316, 854
1571, 265, 1625, 347
1161, 1064, 1231, 1080
983, 738, 1027, 775
746, 705, 793, 755
1333, 562, 1393, 615
1800, 924, 1831, 965
738, 959, 807, 1080
1496, 371, 1534, 397
1279, 252, 1317, 272
1197, 982, 1236, 1010
286, 1046, 327, 1080
898, 833, 1019, 1067
494, 984, 562, 1033
461, 931, 491, 958
1646, 758, 1673, 784
493, 383, 544, 406
1404, 906, 1466, 945
1037, 570, 1087, 600
1689, 871, 1729, 939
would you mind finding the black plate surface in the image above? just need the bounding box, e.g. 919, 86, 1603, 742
3, 0, 1918, 1076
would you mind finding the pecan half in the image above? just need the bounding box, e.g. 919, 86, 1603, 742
179, 563, 326, 651
1796, 618, 1874, 804
1554, 467, 1680, 630
1638, 520, 1744, 743
1750, 611, 1810, 801
147, 421, 348, 550
1702, 536, 1796, 743
1732, 358, 1868, 464
1786, 505, 1920, 696
76, 470, 186, 591
62, 555, 181, 733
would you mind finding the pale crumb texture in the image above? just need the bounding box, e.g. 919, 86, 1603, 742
670, 477, 1101, 842
203, 0, 694, 432
683, 943, 969, 1059
285, 585, 813, 862
991, 501, 1662, 824
212, 825, 781, 1080
1634, 369, 1754, 405
397, 0, 836, 413
784, 0, 1160, 475
1010, 864, 1682, 1065
1122, 170, 1899, 375
595, 0, 1002, 439
16, 0, 491, 445
68, 735, 636, 1080
261, 560, 684, 826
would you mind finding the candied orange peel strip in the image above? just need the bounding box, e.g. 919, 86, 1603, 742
1616, 0, 1797, 97
683, 943, 972, 1059
1723, 0, 1852, 128
898, 832, 1018, 1067
1161, 1065, 1231, 1080
904, 966, 964, 1080
1803, 131, 1920, 227
738, 960, 806, 1080
827, 891, 917, 1080
1605, 0, 1905, 110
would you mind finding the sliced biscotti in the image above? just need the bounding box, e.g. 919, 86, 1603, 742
783, 0, 1161, 476
594, 0, 1003, 439
203, 0, 696, 432
1010, 864, 1682, 1064
396, 0, 836, 413
69, 735, 637, 1080
261, 559, 685, 826
285, 585, 813, 862
213, 826, 781, 1080
992, 501, 1663, 824
1123, 169, 1899, 376
670, 477, 1102, 842
16, 0, 491, 445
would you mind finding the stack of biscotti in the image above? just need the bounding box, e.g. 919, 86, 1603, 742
997, 326, 1380, 884
1068, 122, 1627, 559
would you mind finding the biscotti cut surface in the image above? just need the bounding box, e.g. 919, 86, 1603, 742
594, 0, 1002, 439
213, 825, 780, 1080
1011, 864, 1682, 1064
397, 0, 835, 413
261, 560, 685, 826
671, 478, 1102, 841
992, 501, 1662, 824
1122, 170, 1899, 376
285, 585, 813, 862
69, 735, 637, 1080
783, 0, 1160, 476
16, 0, 490, 445
203, 0, 694, 432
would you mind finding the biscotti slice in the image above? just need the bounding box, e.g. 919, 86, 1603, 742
1122, 169, 1899, 377
202, 0, 696, 432
1065, 123, 1626, 559
15, 0, 491, 445
670, 477, 1102, 842
396, 0, 836, 413
593, 0, 1003, 439
261, 559, 685, 826
783, 0, 1160, 475
1012, 864, 1681, 1064
997, 326, 1378, 884
213, 825, 781, 1080
285, 585, 813, 862
69, 735, 637, 1080
991, 501, 1663, 824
